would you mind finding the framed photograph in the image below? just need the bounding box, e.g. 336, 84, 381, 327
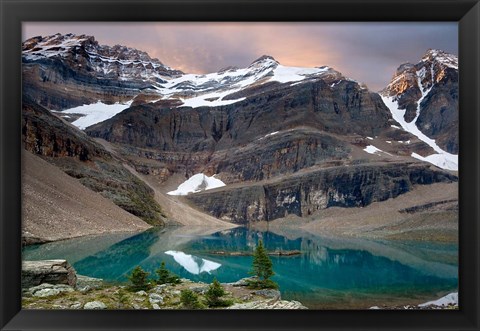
1, 0, 479, 330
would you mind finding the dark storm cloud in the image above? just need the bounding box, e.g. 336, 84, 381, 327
23, 22, 457, 91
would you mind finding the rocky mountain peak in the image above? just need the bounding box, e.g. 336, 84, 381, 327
381, 49, 458, 100
380, 49, 459, 155
250, 55, 279, 64
421, 49, 458, 70
22, 33, 97, 58
248, 55, 279, 70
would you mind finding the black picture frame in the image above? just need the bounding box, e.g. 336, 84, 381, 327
1, 0, 479, 330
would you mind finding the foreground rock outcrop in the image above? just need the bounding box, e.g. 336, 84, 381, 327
22, 260, 77, 288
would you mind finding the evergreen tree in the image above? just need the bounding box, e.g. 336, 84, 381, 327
252, 239, 274, 280
127, 266, 151, 291
250, 239, 278, 289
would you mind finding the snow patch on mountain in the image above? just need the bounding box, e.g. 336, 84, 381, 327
62, 100, 133, 130
363, 145, 391, 156
167, 173, 226, 196
265, 131, 279, 138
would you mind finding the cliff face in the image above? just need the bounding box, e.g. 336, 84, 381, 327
186, 163, 457, 224
22, 96, 109, 161
213, 129, 350, 182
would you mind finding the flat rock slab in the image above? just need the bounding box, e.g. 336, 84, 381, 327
228, 300, 307, 309
22, 259, 77, 288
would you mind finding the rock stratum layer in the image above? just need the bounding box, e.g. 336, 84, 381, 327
186, 163, 457, 224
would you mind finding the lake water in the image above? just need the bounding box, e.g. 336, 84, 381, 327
23, 226, 458, 309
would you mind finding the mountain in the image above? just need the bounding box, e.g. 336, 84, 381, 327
22, 33, 182, 110
380, 49, 458, 156
21, 34, 458, 230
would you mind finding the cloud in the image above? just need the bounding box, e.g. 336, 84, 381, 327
23, 22, 457, 91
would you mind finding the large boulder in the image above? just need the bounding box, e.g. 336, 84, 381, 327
27, 283, 75, 297
83, 301, 107, 310
22, 259, 77, 288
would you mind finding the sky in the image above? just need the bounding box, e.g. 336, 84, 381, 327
23, 22, 458, 91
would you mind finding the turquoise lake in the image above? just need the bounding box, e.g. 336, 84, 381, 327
22, 226, 458, 309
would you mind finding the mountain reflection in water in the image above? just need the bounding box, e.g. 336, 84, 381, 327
23, 226, 458, 309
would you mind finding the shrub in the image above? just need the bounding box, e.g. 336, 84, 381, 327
180, 289, 202, 309
155, 262, 181, 285
205, 278, 232, 308
127, 266, 151, 291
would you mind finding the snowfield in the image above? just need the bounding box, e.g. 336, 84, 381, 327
153, 57, 332, 109
62, 100, 133, 130
167, 173, 226, 196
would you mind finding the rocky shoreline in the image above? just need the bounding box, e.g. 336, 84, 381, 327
22, 260, 307, 310
22, 258, 458, 310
